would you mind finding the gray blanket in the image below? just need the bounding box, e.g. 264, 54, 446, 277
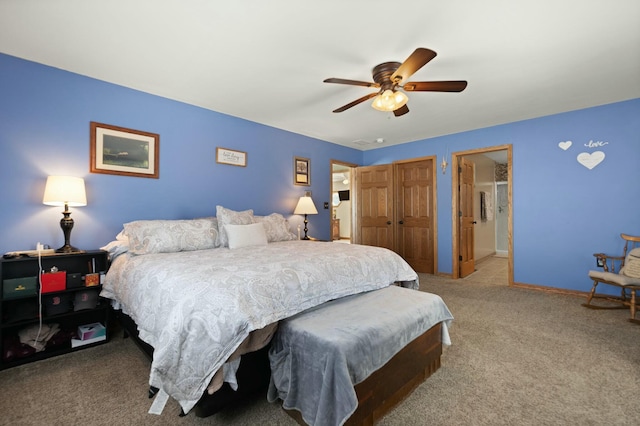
267, 285, 453, 426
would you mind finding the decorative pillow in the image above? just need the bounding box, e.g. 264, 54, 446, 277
197, 216, 221, 247
124, 218, 218, 255
622, 248, 640, 278
100, 239, 129, 259
215, 206, 255, 247
225, 223, 268, 249
254, 213, 297, 242
115, 229, 128, 242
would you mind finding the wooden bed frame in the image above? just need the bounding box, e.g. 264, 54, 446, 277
115, 309, 444, 423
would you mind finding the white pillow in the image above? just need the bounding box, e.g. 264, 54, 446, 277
216, 206, 255, 247
225, 223, 268, 249
622, 248, 640, 278
123, 218, 218, 255
100, 239, 129, 258
254, 213, 297, 242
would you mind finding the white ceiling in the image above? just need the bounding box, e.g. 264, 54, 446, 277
1, 1, 638, 151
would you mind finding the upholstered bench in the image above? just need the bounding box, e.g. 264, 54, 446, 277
267, 285, 453, 426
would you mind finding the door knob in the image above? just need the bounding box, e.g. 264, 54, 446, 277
472, 221, 477, 224
399, 220, 404, 225
387, 221, 392, 225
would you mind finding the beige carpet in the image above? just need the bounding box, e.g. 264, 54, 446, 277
1, 265, 638, 425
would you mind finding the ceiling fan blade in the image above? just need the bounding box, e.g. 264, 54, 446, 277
323, 78, 379, 88
390, 48, 437, 84
403, 80, 468, 92
393, 104, 409, 117
332, 92, 378, 113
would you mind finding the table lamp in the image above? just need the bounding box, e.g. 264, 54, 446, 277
294, 195, 318, 240
43, 176, 87, 253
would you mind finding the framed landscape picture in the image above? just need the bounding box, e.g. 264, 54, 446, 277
90, 122, 159, 178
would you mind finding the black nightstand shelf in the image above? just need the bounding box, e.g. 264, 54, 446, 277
0, 250, 110, 370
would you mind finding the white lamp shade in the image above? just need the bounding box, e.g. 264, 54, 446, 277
294, 196, 318, 215
43, 176, 87, 207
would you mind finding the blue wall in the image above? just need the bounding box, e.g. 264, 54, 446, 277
0, 53, 362, 252
2, 53, 638, 293
364, 99, 640, 291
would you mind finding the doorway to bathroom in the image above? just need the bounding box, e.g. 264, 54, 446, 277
330, 160, 356, 243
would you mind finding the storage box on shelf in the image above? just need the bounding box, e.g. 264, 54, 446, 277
40, 271, 66, 293
0, 250, 110, 370
72, 322, 107, 348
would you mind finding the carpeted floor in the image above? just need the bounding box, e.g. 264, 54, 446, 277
1, 263, 638, 425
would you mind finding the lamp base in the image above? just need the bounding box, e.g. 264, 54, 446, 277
55, 244, 84, 254
57, 207, 83, 254
302, 214, 310, 240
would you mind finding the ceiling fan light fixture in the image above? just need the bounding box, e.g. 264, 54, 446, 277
371, 89, 408, 112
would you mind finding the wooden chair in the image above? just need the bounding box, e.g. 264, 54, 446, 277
583, 233, 640, 324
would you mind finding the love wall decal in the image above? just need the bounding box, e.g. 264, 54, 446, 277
557, 140, 609, 170
577, 151, 606, 170
558, 141, 572, 150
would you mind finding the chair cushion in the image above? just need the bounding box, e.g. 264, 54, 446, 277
622, 248, 640, 278
589, 270, 640, 286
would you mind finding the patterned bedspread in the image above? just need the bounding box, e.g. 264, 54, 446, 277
101, 240, 418, 413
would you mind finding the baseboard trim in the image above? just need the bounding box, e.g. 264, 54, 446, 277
512, 281, 587, 298
426, 271, 589, 298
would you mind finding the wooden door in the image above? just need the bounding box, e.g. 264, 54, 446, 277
459, 157, 475, 277
395, 159, 435, 273
355, 165, 394, 250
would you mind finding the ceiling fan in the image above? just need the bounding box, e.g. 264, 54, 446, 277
323, 48, 467, 117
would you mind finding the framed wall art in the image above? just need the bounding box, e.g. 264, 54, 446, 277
90, 122, 159, 178
294, 156, 310, 186
216, 147, 247, 167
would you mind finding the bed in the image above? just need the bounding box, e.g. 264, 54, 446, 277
100, 207, 452, 421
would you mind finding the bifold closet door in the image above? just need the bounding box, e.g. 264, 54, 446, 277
355, 159, 436, 274
395, 159, 435, 274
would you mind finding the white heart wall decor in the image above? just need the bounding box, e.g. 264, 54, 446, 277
558, 141, 572, 150
577, 151, 605, 170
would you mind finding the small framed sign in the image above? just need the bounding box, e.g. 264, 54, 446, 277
216, 147, 247, 167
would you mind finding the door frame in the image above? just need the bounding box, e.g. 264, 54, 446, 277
451, 144, 514, 285
330, 159, 358, 242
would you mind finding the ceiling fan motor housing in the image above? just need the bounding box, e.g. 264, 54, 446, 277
372, 62, 402, 91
